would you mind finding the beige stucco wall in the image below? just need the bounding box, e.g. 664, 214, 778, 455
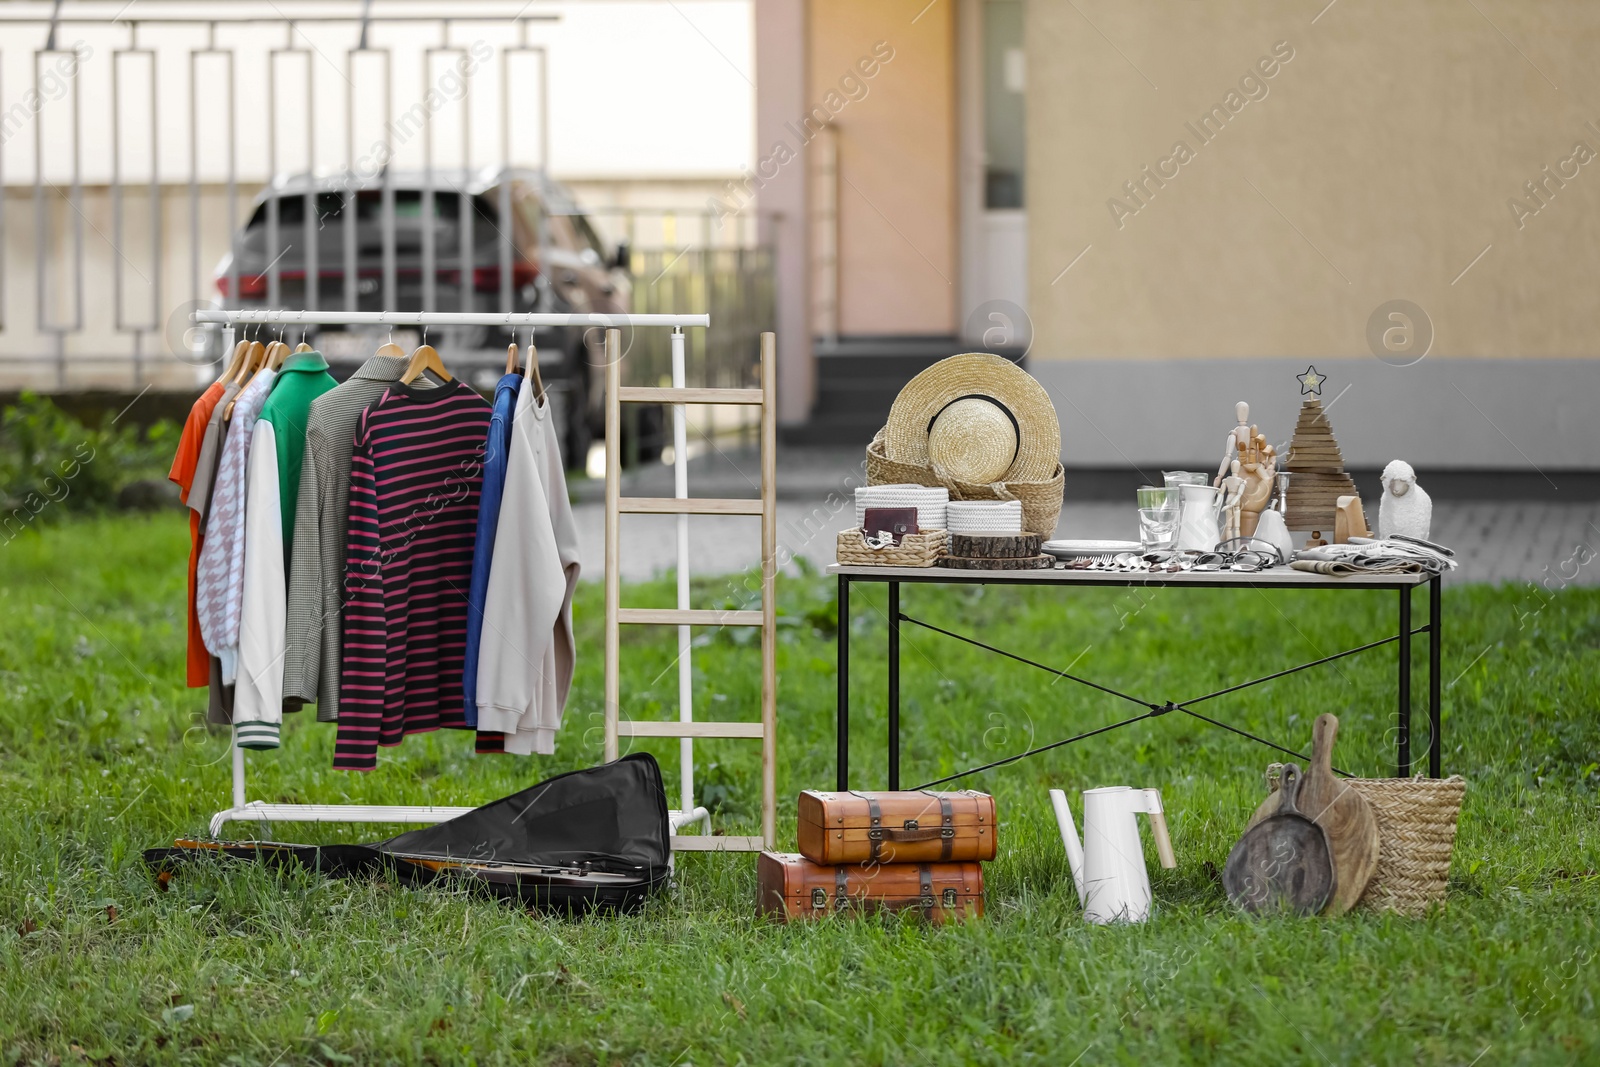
809, 0, 957, 335
1027, 0, 1600, 360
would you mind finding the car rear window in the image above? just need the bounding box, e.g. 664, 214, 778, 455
247, 190, 499, 229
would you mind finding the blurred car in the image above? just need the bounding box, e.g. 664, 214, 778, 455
213, 166, 660, 466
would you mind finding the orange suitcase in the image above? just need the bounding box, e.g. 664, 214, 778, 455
796, 789, 997, 865
757, 852, 984, 923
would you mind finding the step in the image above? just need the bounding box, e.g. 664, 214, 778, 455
618, 496, 764, 515
615, 608, 765, 626
617, 720, 766, 738
618, 386, 764, 405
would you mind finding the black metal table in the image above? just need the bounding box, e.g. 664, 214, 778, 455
831, 563, 1443, 790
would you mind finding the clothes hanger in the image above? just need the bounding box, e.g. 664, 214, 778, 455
294, 327, 314, 353
224, 329, 267, 419
505, 342, 518, 375
265, 329, 290, 371
524, 343, 545, 402
400, 325, 452, 385
216, 338, 250, 385
374, 321, 407, 360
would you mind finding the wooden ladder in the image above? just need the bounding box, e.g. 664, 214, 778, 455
602, 329, 777, 852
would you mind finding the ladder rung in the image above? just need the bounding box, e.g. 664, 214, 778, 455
618, 720, 766, 739
617, 608, 764, 626
671, 835, 766, 852
618, 386, 765, 405
619, 496, 763, 515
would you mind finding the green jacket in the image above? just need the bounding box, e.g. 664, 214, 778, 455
259, 351, 338, 560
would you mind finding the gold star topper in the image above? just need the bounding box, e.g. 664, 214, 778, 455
1297, 365, 1325, 396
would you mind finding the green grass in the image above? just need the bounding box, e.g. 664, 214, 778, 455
1, 512, 1598, 1065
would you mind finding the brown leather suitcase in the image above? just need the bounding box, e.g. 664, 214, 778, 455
757, 852, 984, 923
796, 789, 997, 865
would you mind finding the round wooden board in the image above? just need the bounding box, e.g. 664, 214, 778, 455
939, 554, 1054, 570
947, 533, 1042, 559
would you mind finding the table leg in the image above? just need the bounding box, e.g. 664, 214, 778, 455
837, 574, 850, 791
1429, 575, 1442, 778
888, 581, 900, 791
1397, 585, 1412, 778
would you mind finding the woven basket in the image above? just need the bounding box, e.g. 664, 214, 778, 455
1265, 767, 1465, 916
836, 528, 947, 568
867, 430, 1063, 538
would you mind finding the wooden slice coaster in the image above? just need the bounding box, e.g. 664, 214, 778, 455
948, 533, 1043, 559
940, 554, 1054, 570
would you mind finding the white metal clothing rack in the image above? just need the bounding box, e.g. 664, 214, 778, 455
193, 308, 718, 846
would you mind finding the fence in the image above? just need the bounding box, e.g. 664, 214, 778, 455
0, 2, 773, 406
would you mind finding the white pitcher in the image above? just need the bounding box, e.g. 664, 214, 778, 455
1176, 483, 1221, 552
1050, 786, 1177, 924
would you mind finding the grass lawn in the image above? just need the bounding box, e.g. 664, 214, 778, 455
2, 512, 1598, 1065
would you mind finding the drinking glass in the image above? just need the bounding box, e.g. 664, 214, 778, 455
1138, 507, 1179, 551
1162, 471, 1209, 489
1137, 485, 1179, 512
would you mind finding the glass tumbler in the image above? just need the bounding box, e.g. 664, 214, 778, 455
1138, 507, 1180, 552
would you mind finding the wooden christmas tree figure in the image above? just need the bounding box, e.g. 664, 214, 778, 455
1283, 397, 1358, 533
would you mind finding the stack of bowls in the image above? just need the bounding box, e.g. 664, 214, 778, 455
945, 500, 1023, 536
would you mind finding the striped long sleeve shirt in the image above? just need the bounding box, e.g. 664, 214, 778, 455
334, 379, 493, 771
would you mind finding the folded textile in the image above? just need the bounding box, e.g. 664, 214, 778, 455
1291, 538, 1457, 576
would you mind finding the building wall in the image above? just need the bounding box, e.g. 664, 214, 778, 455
1024, 0, 1600, 468
1027, 0, 1600, 359
808, 0, 958, 336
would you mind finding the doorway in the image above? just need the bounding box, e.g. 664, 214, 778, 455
959, 0, 1028, 349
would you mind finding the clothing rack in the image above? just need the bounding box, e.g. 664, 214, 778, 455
193, 308, 717, 845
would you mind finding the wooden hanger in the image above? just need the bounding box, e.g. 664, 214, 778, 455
524, 343, 544, 402
232, 340, 266, 385
216, 339, 249, 385
505, 342, 518, 375
294, 336, 315, 353
223, 339, 267, 419
400, 337, 451, 385
265, 339, 290, 371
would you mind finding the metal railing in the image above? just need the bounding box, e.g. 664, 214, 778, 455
0, 2, 773, 398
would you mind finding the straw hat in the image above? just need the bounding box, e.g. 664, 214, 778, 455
883, 354, 1060, 485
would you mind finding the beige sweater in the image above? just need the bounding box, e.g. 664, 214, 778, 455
474, 378, 581, 755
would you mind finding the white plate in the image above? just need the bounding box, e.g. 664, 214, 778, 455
1042, 539, 1143, 559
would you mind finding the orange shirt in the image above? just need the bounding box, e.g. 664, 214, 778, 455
168, 381, 227, 687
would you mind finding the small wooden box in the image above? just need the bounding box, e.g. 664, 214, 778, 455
757, 852, 985, 923
796, 789, 997, 865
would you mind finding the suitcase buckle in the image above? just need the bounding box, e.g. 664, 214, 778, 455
943, 887, 958, 907
810, 888, 827, 909
940, 827, 955, 838
919, 895, 935, 909
867, 828, 883, 840
902, 819, 919, 831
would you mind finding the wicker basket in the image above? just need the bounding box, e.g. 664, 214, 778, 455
867, 429, 1063, 537
836, 528, 947, 568
1265, 767, 1466, 916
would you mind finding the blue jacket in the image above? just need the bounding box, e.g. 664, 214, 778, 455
464, 372, 524, 725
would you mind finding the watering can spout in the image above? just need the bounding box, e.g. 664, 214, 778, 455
1049, 789, 1087, 904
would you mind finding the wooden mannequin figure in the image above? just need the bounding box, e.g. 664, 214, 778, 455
1219, 459, 1246, 543
1216, 401, 1254, 487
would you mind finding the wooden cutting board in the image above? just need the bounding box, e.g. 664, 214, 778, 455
1246, 713, 1379, 914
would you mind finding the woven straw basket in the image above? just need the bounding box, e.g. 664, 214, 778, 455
1266, 767, 1466, 916
867, 429, 1063, 538
836, 528, 947, 568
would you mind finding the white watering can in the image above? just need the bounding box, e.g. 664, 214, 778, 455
1050, 786, 1177, 924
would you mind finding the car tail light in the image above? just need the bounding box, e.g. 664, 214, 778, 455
216, 273, 268, 299
472, 262, 540, 292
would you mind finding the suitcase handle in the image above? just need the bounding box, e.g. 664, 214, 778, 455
868, 825, 955, 844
